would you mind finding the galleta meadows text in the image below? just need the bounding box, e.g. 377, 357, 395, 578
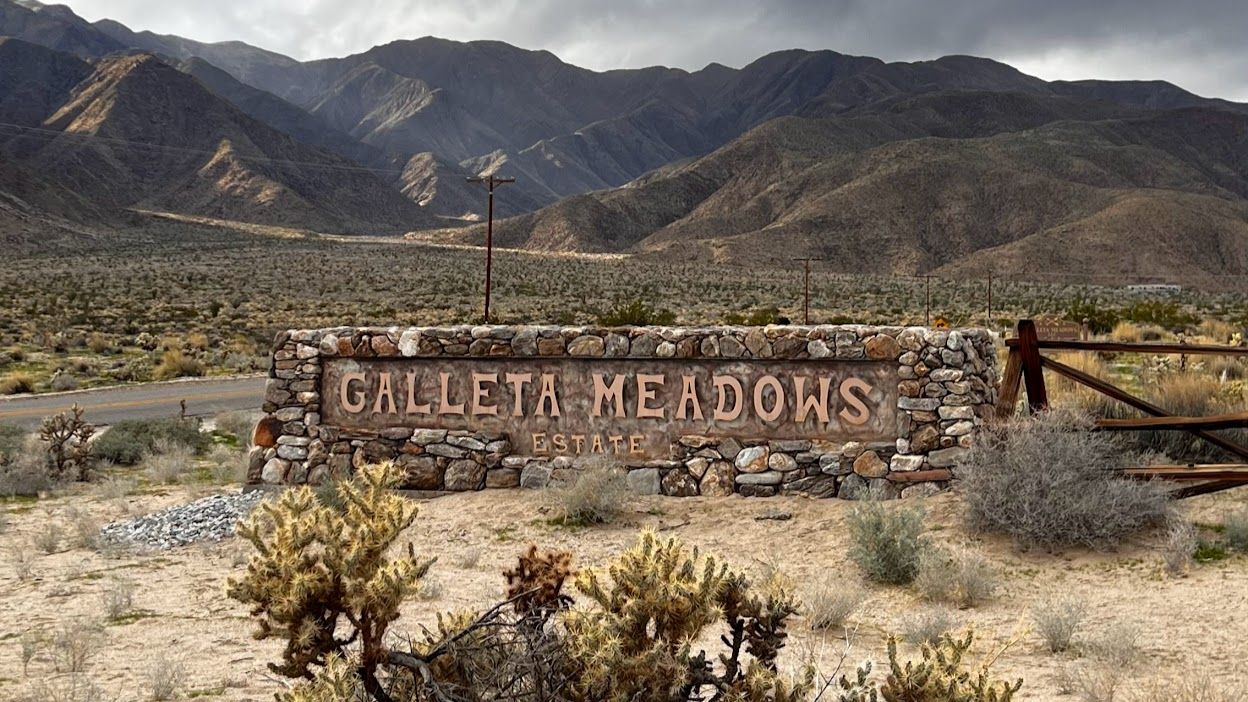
322, 357, 898, 459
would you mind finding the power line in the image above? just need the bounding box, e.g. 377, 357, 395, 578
0, 121, 408, 177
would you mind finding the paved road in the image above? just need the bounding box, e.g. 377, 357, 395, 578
0, 375, 267, 429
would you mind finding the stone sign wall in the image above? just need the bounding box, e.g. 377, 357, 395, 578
248, 325, 999, 499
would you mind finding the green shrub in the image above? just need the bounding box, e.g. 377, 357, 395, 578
847, 498, 926, 584
960, 411, 1173, 549
0, 424, 25, 462
596, 299, 676, 326
1225, 509, 1248, 553
93, 419, 208, 465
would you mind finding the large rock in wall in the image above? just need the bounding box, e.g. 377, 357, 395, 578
248, 325, 998, 499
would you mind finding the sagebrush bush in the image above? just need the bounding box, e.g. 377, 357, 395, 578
960, 411, 1173, 549
847, 498, 926, 584
0, 436, 55, 497
93, 418, 207, 465
1162, 521, 1197, 577
1031, 595, 1087, 653
804, 577, 866, 631
100, 577, 136, 621
146, 656, 185, 701
143, 440, 196, 484
1134, 675, 1247, 702
915, 545, 997, 608
1085, 621, 1142, 668
213, 411, 259, 449
547, 457, 630, 525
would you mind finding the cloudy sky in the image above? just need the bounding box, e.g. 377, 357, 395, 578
65, 0, 1248, 101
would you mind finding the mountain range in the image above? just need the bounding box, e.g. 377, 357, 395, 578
3, 0, 1248, 280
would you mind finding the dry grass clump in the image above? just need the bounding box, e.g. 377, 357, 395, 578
1085, 620, 1143, 668
33, 519, 64, 554
1031, 595, 1087, 653
143, 439, 196, 484
207, 444, 244, 483
153, 349, 203, 380
804, 577, 867, 631
65, 506, 103, 550
546, 457, 630, 526
914, 545, 997, 608
960, 411, 1173, 549
898, 606, 956, 646
9, 542, 35, 580
0, 372, 36, 394
847, 496, 926, 584
213, 410, 260, 449
1162, 521, 1197, 577
0, 435, 56, 497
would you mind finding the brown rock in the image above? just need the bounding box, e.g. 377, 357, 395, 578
398, 455, 442, 490
910, 424, 941, 453
485, 468, 521, 489
252, 417, 283, 448
852, 451, 889, 478
370, 335, 398, 356
662, 469, 700, 497
537, 338, 565, 356
865, 334, 902, 360
445, 459, 486, 491
699, 461, 735, 496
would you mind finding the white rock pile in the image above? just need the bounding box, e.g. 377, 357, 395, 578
99, 490, 267, 549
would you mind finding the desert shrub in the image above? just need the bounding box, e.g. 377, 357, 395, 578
0, 435, 55, 496
1225, 509, 1248, 552
51, 620, 104, 673
9, 543, 35, 580
65, 506, 103, 550
1134, 675, 1247, 702
564, 529, 812, 702
93, 418, 207, 465
1124, 300, 1199, 330
100, 577, 136, 621
547, 457, 630, 526
207, 444, 244, 483
33, 520, 63, 554
899, 606, 957, 646
1031, 595, 1087, 653
153, 349, 203, 380
39, 404, 94, 482
805, 577, 866, 631
87, 333, 113, 354
146, 656, 185, 701
0, 423, 24, 461
847, 498, 926, 584
960, 411, 1173, 549
914, 545, 997, 608
1207, 355, 1248, 381
0, 372, 36, 395
1064, 299, 1120, 335
837, 631, 1021, 701
1085, 621, 1142, 668
597, 298, 676, 326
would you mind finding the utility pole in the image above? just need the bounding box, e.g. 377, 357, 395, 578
986, 272, 993, 329
925, 275, 932, 326
467, 174, 515, 323
792, 258, 823, 325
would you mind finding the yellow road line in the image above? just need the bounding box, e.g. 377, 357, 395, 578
0, 386, 262, 420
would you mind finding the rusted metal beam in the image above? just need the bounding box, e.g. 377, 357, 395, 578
1041, 356, 1248, 462
1005, 338, 1248, 356
1172, 481, 1248, 498
1122, 464, 1248, 481
1017, 320, 1048, 413
886, 468, 954, 483
1096, 412, 1248, 431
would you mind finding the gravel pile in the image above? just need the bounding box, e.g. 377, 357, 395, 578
100, 490, 267, 549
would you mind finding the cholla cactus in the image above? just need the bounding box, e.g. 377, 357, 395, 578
504, 545, 574, 617
880, 631, 1022, 702
227, 463, 433, 688
563, 529, 811, 702
39, 403, 94, 482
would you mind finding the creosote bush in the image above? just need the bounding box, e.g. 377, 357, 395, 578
847, 497, 926, 584
805, 577, 867, 631
960, 411, 1173, 549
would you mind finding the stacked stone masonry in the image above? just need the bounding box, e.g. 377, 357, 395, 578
249, 325, 999, 499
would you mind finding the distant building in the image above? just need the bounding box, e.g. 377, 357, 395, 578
1125, 284, 1182, 294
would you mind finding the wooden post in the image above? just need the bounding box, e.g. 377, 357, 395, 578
996, 347, 1023, 419
1017, 319, 1048, 413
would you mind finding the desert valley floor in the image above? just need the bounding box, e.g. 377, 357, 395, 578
1, 485, 1245, 701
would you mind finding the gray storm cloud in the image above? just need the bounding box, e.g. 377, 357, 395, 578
64, 0, 1248, 100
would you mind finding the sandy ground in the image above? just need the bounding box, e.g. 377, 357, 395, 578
1, 484, 1246, 701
